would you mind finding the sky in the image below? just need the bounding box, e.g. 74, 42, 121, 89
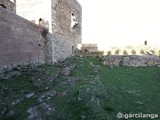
77, 0, 160, 50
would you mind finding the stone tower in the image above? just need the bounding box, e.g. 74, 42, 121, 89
0, 0, 16, 13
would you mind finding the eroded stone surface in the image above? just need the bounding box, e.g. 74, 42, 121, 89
103, 55, 160, 67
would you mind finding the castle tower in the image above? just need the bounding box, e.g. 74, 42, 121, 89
0, 0, 16, 13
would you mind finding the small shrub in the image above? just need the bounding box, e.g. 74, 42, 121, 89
140, 49, 145, 54
115, 49, 120, 55
107, 50, 112, 55
123, 50, 128, 55
131, 49, 136, 55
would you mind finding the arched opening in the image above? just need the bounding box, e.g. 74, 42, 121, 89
71, 12, 78, 29
39, 18, 43, 26
0, 4, 7, 9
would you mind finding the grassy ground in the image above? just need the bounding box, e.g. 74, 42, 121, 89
0, 56, 160, 120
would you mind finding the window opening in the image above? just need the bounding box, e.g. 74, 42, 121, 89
71, 12, 78, 29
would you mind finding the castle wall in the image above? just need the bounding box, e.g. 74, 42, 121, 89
16, 0, 82, 60
16, 0, 52, 32
52, 0, 82, 43
0, 0, 82, 72
0, 0, 16, 13
0, 8, 45, 72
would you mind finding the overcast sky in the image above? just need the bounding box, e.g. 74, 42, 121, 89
77, 0, 160, 49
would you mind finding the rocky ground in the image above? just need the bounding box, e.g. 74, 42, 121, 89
0, 56, 160, 120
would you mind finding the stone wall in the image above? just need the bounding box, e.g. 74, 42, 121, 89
103, 55, 160, 67
42, 33, 75, 64
0, 0, 16, 13
81, 44, 98, 52
51, 0, 82, 45
0, 8, 45, 72
47, 0, 82, 62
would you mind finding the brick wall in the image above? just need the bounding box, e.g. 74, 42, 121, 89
0, 8, 45, 71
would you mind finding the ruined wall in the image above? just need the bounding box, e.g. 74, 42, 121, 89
52, 0, 82, 43
0, 8, 45, 71
51, 0, 82, 60
103, 55, 160, 67
16, 0, 52, 32
0, 0, 16, 13
81, 44, 98, 52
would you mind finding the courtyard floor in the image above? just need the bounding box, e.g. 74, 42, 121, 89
0, 56, 160, 120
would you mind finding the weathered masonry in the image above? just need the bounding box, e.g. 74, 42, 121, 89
0, 0, 82, 72
0, 0, 16, 13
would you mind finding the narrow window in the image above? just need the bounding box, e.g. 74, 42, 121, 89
72, 13, 75, 16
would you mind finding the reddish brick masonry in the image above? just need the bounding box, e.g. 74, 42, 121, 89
0, 8, 43, 67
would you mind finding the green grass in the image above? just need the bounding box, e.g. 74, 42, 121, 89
0, 56, 160, 120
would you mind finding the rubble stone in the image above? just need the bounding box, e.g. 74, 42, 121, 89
103, 55, 160, 67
